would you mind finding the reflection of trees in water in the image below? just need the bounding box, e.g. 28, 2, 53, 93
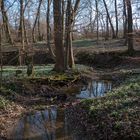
79, 80, 112, 98
11, 81, 112, 140
12, 106, 58, 140
12, 106, 87, 140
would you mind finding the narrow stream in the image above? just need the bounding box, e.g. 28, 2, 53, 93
9, 80, 112, 140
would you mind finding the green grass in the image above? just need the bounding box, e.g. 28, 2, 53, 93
0, 64, 92, 79
73, 39, 96, 48
0, 65, 54, 79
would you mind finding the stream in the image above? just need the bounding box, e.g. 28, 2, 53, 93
9, 80, 113, 140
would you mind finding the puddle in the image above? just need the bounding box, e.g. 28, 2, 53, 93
76, 80, 112, 99
9, 80, 113, 140
10, 106, 89, 140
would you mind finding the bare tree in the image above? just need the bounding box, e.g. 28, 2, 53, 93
65, 0, 80, 69
125, 0, 134, 55
115, 0, 118, 38
103, 0, 116, 39
53, 0, 65, 72
32, 0, 43, 43
46, 0, 55, 60
1, 0, 13, 44
123, 0, 128, 44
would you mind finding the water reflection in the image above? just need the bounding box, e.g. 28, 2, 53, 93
10, 80, 113, 140
76, 80, 112, 99
12, 106, 59, 140
11, 106, 88, 140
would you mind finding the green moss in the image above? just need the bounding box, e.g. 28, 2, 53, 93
0, 96, 9, 109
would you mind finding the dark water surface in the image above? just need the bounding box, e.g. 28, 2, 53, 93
76, 80, 112, 99
10, 80, 112, 140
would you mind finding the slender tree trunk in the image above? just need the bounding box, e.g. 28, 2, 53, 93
67, 0, 74, 68
53, 0, 65, 72
38, 14, 42, 41
103, 0, 116, 39
62, 0, 65, 45
23, 18, 29, 45
68, 31, 74, 68
19, 0, 25, 66
125, 0, 134, 55
47, 0, 55, 60
65, 0, 69, 69
1, 0, 13, 44
32, 0, 43, 43
95, 0, 99, 44
105, 15, 109, 40
0, 26, 2, 88
123, 0, 128, 45
115, 0, 118, 38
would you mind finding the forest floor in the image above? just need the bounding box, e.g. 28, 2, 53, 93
0, 39, 140, 139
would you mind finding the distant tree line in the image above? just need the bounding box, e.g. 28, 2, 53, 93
0, 0, 139, 71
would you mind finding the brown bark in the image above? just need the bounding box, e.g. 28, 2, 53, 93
19, 0, 25, 66
19, 0, 25, 47
125, 0, 134, 55
37, 14, 42, 41
1, 0, 13, 44
53, 0, 65, 72
103, 0, 116, 39
65, 0, 80, 69
123, 0, 128, 45
115, 0, 118, 38
95, 0, 99, 44
23, 18, 29, 45
32, 0, 43, 43
105, 15, 109, 40
47, 0, 55, 60
0, 26, 2, 88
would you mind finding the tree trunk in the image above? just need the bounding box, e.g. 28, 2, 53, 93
38, 14, 42, 41
95, 0, 99, 44
115, 0, 118, 38
65, 0, 80, 69
65, 0, 71, 69
53, 0, 65, 72
103, 0, 116, 39
0, 26, 3, 88
123, 0, 128, 45
105, 15, 109, 40
125, 0, 134, 55
32, 0, 43, 43
67, 0, 75, 68
23, 18, 29, 45
47, 0, 55, 60
1, 0, 13, 44
62, 0, 65, 45
19, 0, 25, 66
